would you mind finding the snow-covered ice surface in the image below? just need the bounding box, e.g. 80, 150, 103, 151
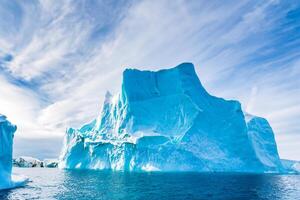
13, 157, 59, 168
59, 63, 285, 173
13, 156, 43, 168
0, 115, 28, 190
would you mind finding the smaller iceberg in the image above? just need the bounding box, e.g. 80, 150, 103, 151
43, 159, 59, 168
13, 157, 58, 168
0, 115, 28, 190
13, 156, 43, 168
281, 159, 300, 174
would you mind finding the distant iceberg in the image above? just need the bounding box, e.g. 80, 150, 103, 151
59, 63, 285, 173
0, 115, 28, 190
13, 156, 58, 168
13, 156, 43, 168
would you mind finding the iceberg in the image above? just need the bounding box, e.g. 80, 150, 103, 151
59, 63, 284, 173
0, 115, 28, 190
43, 159, 59, 168
13, 156, 43, 168
13, 157, 58, 168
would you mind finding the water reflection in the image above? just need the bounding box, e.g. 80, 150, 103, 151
0, 168, 299, 200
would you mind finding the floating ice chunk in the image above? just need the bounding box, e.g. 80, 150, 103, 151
0, 114, 28, 190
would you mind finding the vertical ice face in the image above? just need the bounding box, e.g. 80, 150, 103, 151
0, 115, 16, 189
59, 63, 284, 173
119, 63, 204, 138
246, 114, 284, 172
0, 115, 28, 190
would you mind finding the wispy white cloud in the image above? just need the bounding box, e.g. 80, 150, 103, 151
0, 75, 42, 137
0, 0, 299, 159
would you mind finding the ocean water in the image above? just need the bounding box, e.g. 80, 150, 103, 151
0, 168, 299, 200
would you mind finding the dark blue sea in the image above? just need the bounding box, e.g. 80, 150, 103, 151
0, 168, 299, 200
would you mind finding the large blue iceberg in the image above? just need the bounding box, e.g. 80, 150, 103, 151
0, 115, 28, 190
59, 63, 284, 173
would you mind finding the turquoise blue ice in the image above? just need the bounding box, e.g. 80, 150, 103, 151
59, 63, 285, 173
0, 115, 27, 190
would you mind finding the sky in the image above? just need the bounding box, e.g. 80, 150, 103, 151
0, 0, 299, 160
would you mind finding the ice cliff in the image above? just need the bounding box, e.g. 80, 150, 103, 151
59, 63, 284, 173
0, 115, 27, 190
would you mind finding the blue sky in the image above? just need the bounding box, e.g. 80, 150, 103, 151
0, 0, 299, 160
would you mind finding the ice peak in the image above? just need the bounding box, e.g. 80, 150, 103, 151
121, 63, 205, 102
173, 62, 195, 73
123, 62, 195, 78
104, 91, 113, 104
0, 114, 7, 122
